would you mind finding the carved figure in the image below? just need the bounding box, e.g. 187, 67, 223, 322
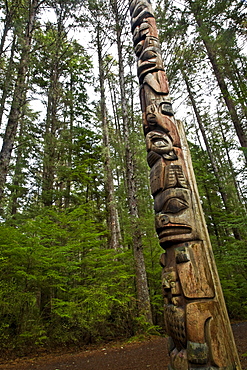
145, 105, 180, 146
146, 131, 177, 160
129, 0, 241, 368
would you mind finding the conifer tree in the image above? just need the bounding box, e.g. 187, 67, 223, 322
0, 0, 39, 205
110, 0, 153, 324
186, 0, 247, 159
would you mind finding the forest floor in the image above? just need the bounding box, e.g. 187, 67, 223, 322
0, 322, 246, 370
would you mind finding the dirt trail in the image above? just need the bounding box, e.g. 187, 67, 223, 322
0, 322, 246, 370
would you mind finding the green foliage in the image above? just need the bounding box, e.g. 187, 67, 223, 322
0, 206, 138, 352
0, 0, 246, 358
215, 236, 247, 319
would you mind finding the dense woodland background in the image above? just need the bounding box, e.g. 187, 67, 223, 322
0, 0, 246, 355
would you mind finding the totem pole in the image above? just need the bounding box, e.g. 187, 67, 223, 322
129, 0, 241, 368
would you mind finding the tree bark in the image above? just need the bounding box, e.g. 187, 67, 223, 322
96, 24, 122, 250
112, 0, 153, 324
183, 72, 243, 240
0, 0, 38, 204
188, 0, 247, 159
218, 113, 245, 208
0, 34, 16, 127
63, 74, 74, 209
183, 72, 228, 207
41, 67, 58, 207
10, 108, 25, 215
0, 0, 15, 57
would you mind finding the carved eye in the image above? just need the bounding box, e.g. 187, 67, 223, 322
163, 198, 188, 213
148, 38, 159, 48
160, 103, 173, 116
132, 4, 144, 18
142, 50, 157, 61
153, 139, 169, 148
135, 42, 143, 56
140, 22, 150, 32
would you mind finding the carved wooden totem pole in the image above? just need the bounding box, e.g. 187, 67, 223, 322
129, 0, 241, 368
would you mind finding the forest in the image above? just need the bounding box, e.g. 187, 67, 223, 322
0, 0, 246, 356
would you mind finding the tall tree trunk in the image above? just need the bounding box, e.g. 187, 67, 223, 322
217, 113, 246, 208
64, 74, 74, 209
42, 68, 58, 207
188, 0, 247, 159
192, 126, 223, 249
223, 58, 247, 121
96, 25, 122, 250
0, 1, 14, 57
0, 34, 16, 127
112, 0, 153, 324
10, 107, 25, 215
183, 73, 227, 207
0, 0, 38, 204
183, 72, 242, 240
41, 8, 66, 207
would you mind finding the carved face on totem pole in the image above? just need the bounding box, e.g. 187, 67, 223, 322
130, 0, 155, 35
145, 131, 177, 159
145, 104, 180, 145
145, 129, 198, 245
154, 188, 196, 245
136, 36, 164, 80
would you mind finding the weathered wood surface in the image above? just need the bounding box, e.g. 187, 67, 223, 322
129, 0, 241, 368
